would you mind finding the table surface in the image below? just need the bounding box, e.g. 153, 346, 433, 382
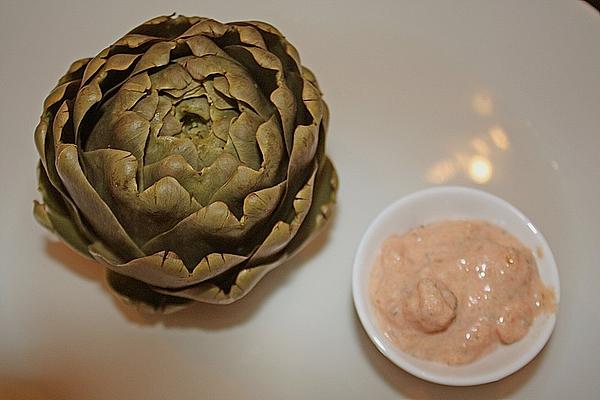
1, 1, 599, 399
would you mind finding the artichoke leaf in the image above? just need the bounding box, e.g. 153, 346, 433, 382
104, 53, 140, 74
35, 164, 94, 258
42, 80, 81, 114
34, 170, 94, 258
248, 21, 302, 68
55, 144, 144, 260
51, 101, 75, 147
73, 80, 103, 136
85, 77, 150, 143
207, 166, 266, 215
183, 55, 273, 120
223, 45, 297, 153
81, 55, 108, 86
228, 45, 283, 73
142, 181, 286, 267
58, 57, 92, 86
33, 201, 92, 258
210, 108, 238, 142
74, 54, 142, 134
92, 242, 248, 288
34, 117, 50, 171
250, 165, 316, 261
301, 78, 324, 126
142, 154, 201, 199
128, 15, 203, 39
207, 115, 285, 210
106, 270, 191, 314
152, 255, 281, 304
37, 140, 99, 246
33, 201, 53, 232
242, 21, 285, 43
184, 35, 232, 60
144, 134, 199, 169
282, 156, 337, 257
149, 63, 193, 91
113, 34, 163, 52
285, 124, 319, 194
121, 72, 153, 95
131, 41, 177, 75
204, 79, 237, 111
300, 66, 320, 90
256, 115, 286, 175
270, 86, 296, 154
132, 90, 160, 121
35, 77, 83, 168
82, 149, 202, 244
87, 111, 150, 163
190, 152, 239, 205
232, 25, 268, 49
225, 110, 263, 169
36, 104, 99, 246
179, 18, 228, 39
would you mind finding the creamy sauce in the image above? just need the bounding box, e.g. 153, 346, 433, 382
369, 220, 555, 365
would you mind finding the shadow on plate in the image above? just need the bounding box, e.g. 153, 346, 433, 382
45, 219, 334, 330
352, 306, 547, 399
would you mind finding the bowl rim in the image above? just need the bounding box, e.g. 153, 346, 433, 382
351, 185, 560, 386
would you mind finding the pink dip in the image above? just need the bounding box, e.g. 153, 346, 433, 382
369, 220, 555, 365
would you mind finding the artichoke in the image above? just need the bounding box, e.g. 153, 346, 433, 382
33, 15, 337, 312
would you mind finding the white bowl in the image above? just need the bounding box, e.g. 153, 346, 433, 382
352, 186, 560, 386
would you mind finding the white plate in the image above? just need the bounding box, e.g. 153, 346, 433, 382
352, 186, 560, 386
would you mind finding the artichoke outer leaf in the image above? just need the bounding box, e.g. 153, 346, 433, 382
58, 57, 92, 86
105, 270, 191, 314
256, 115, 286, 175
90, 242, 248, 289
35, 78, 84, 170
301, 79, 325, 123
73, 81, 103, 135
55, 144, 144, 260
282, 156, 338, 257
284, 124, 319, 198
35, 163, 95, 257
33, 201, 92, 258
33, 201, 53, 232
51, 101, 74, 147
300, 66, 320, 90
81, 56, 108, 87
105, 53, 140, 74
172, 260, 282, 304
112, 34, 167, 52
243, 165, 316, 262
269, 86, 297, 154
179, 18, 228, 39
233, 25, 268, 49
37, 142, 99, 246
131, 41, 177, 75
184, 35, 232, 59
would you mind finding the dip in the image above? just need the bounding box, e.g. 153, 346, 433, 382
369, 219, 555, 365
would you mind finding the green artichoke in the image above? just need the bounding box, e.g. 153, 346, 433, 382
33, 15, 337, 312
